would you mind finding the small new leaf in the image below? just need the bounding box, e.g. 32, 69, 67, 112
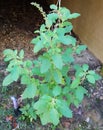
86, 75, 96, 84
50, 4, 57, 10
82, 64, 89, 72
24, 60, 33, 68
76, 45, 87, 54
68, 13, 80, 19
19, 49, 24, 59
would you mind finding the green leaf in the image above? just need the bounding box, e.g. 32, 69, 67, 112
88, 71, 101, 81
62, 21, 72, 27
22, 84, 37, 99
11, 66, 20, 81
56, 100, 72, 118
24, 60, 33, 68
74, 64, 84, 77
40, 24, 46, 32
40, 58, 51, 73
14, 50, 18, 55
50, 4, 57, 10
63, 86, 70, 94
78, 71, 85, 77
40, 111, 51, 125
65, 25, 73, 33
93, 73, 101, 80
28, 107, 37, 120
33, 40, 43, 53
3, 49, 16, 61
68, 13, 80, 19
4, 56, 14, 62
50, 108, 59, 125
47, 13, 58, 25
88, 70, 95, 75
56, 25, 73, 36
19, 49, 24, 59
34, 96, 53, 125
56, 28, 67, 36
76, 45, 87, 54
63, 107, 72, 118
68, 56, 75, 63
61, 66, 69, 76
52, 54, 63, 69
3, 74, 14, 86
3, 65, 20, 86
32, 67, 41, 75
31, 37, 40, 44
62, 48, 74, 63
21, 75, 31, 85
34, 95, 52, 121
65, 77, 71, 86
86, 75, 96, 84
53, 70, 62, 84
73, 100, 80, 107
53, 86, 62, 97
82, 64, 89, 72
39, 84, 50, 95
59, 35, 76, 45
75, 86, 87, 101
7, 60, 22, 70
3, 49, 14, 56
59, 7, 71, 21
34, 98, 48, 115
71, 78, 80, 89
44, 71, 52, 82
63, 55, 74, 63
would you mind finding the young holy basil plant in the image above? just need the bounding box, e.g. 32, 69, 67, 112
2, 3, 101, 126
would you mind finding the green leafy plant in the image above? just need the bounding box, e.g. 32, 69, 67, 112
2, 1, 101, 126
